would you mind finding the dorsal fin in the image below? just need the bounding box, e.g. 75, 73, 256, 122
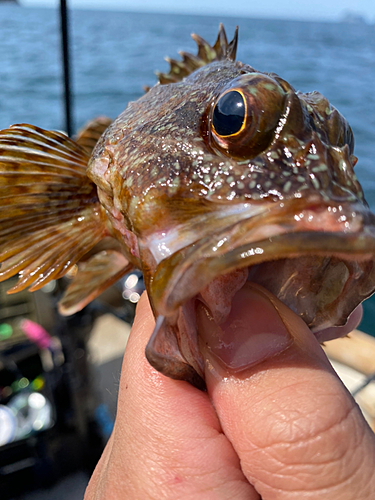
154, 24, 239, 86
74, 116, 112, 155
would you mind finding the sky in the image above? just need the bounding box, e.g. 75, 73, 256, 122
20, 0, 375, 23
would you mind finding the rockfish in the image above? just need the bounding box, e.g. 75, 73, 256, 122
1, 25, 375, 388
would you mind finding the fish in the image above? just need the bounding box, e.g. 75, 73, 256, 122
1, 24, 375, 389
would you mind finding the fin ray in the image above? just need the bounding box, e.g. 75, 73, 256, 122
9, 226, 105, 292
0, 124, 89, 161
0, 210, 90, 237
0, 124, 108, 295
58, 250, 133, 315
0, 154, 88, 175
155, 24, 239, 86
0, 184, 90, 198
74, 116, 112, 155
0, 173, 86, 187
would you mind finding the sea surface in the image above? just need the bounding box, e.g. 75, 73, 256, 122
1, 5, 375, 332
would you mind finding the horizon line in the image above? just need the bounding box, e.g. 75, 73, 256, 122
9, 2, 375, 25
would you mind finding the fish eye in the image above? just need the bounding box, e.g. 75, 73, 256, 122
212, 90, 246, 137
209, 73, 287, 159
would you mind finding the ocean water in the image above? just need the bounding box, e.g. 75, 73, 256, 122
1, 5, 375, 332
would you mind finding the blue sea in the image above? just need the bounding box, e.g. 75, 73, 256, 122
1, 5, 375, 332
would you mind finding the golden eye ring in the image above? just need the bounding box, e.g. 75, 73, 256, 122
212, 89, 247, 138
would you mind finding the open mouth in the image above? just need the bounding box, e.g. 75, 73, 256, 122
145, 199, 375, 388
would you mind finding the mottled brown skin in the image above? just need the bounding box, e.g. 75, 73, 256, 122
1, 26, 375, 387
91, 62, 362, 229
84, 28, 375, 385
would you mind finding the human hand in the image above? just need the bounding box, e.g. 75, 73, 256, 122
85, 284, 375, 499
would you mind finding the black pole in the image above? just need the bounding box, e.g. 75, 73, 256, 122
59, 0, 73, 137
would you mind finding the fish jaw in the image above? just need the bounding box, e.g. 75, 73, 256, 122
141, 197, 375, 386
84, 31, 371, 386
149, 196, 375, 320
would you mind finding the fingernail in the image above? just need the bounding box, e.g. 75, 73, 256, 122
197, 282, 293, 372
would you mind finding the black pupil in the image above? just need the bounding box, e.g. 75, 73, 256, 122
213, 91, 245, 136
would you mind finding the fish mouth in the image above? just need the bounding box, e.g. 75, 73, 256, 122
146, 198, 375, 386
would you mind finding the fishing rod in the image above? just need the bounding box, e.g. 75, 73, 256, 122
59, 0, 73, 137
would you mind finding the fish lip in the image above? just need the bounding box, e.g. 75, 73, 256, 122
313, 304, 363, 342
150, 199, 375, 319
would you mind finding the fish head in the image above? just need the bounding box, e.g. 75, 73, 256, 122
88, 28, 375, 386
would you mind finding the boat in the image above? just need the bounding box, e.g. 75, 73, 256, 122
324, 330, 375, 431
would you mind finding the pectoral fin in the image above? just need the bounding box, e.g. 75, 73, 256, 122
0, 123, 109, 297
59, 249, 133, 315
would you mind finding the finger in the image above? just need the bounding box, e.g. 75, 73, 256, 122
85, 293, 258, 500
198, 282, 375, 500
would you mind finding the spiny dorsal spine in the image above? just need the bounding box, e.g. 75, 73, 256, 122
154, 24, 239, 86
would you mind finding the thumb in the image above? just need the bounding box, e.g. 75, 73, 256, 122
198, 282, 375, 500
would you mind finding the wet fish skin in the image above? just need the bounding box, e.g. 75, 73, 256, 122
0, 25, 375, 388
87, 30, 365, 319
